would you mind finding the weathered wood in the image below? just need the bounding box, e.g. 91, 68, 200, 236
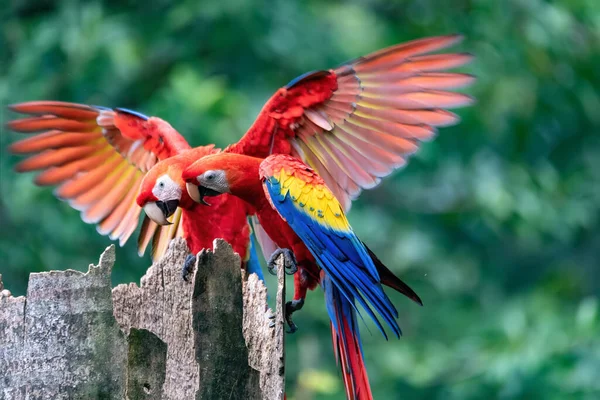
192, 244, 260, 399
243, 254, 286, 399
0, 238, 285, 399
0, 246, 127, 399
126, 328, 168, 400
112, 239, 198, 399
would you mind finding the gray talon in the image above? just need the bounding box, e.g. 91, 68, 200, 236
182, 254, 196, 281
267, 248, 298, 276
285, 299, 304, 334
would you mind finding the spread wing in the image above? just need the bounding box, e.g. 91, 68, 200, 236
262, 163, 401, 338
230, 34, 474, 210
8, 101, 190, 259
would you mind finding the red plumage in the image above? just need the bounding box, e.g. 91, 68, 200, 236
8, 102, 254, 264
229, 34, 474, 210
225, 73, 338, 156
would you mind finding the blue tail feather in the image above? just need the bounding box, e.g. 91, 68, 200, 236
246, 233, 265, 283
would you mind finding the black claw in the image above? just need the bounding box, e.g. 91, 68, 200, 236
269, 321, 276, 329
267, 248, 298, 276
267, 262, 277, 276
285, 263, 298, 275
286, 322, 297, 334
182, 254, 196, 281
284, 299, 305, 334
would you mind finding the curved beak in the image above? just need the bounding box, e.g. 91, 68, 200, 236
142, 200, 179, 225
186, 182, 204, 205
186, 182, 210, 206
186, 182, 222, 206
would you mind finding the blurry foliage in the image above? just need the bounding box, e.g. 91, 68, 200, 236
1, 0, 600, 399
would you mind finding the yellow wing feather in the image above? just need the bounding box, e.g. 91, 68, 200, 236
277, 168, 350, 232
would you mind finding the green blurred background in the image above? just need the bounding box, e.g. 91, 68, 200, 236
1, 1, 599, 399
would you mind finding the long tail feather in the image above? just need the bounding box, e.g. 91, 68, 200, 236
324, 274, 373, 400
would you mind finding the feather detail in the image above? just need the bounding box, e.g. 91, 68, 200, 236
305, 109, 333, 131
231, 34, 474, 212
33, 150, 112, 186
54, 154, 122, 199
324, 275, 373, 400
7, 116, 98, 132
9, 131, 102, 153
8, 101, 100, 120
15, 145, 102, 172
8, 101, 189, 257
98, 175, 142, 236
81, 166, 138, 223
137, 216, 159, 256
351, 35, 465, 73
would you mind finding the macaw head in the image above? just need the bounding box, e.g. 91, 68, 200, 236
137, 147, 218, 224
182, 153, 262, 206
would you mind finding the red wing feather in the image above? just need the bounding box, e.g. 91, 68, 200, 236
229, 34, 474, 210
8, 101, 190, 255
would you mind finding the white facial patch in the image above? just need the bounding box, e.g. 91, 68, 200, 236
152, 174, 182, 202
197, 170, 230, 193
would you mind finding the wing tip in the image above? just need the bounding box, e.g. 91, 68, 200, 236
5, 119, 27, 132
7, 103, 21, 112
456, 93, 477, 108
8, 141, 25, 154
14, 159, 36, 173
458, 52, 475, 65
443, 33, 464, 45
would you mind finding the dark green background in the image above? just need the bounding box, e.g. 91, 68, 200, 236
1, 1, 599, 399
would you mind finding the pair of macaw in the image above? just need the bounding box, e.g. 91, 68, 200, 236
8, 35, 473, 400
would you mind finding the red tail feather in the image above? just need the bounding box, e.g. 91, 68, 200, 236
331, 319, 373, 400
325, 271, 374, 400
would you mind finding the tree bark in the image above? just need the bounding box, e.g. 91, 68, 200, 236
0, 238, 285, 400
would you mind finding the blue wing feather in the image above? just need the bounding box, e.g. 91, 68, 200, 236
322, 274, 363, 350
114, 107, 150, 121
264, 179, 401, 338
285, 70, 331, 90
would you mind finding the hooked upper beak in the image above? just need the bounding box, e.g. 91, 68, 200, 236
142, 199, 179, 225
186, 182, 221, 206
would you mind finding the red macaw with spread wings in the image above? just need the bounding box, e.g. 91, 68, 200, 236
7, 34, 473, 278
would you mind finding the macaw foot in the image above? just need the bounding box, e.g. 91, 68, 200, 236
267, 248, 298, 276
284, 299, 305, 334
182, 254, 196, 282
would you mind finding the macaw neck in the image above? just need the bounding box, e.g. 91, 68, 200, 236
228, 161, 271, 212
179, 193, 251, 259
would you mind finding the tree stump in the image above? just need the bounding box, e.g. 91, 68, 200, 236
0, 238, 285, 399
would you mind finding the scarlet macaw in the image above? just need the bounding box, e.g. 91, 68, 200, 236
8, 35, 472, 273
182, 152, 420, 399
6, 104, 261, 277
184, 34, 471, 326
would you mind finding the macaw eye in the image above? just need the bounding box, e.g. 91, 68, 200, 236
159, 182, 165, 188
205, 172, 215, 181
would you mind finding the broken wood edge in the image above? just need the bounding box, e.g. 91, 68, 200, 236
0, 239, 286, 399
191, 238, 286, 399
